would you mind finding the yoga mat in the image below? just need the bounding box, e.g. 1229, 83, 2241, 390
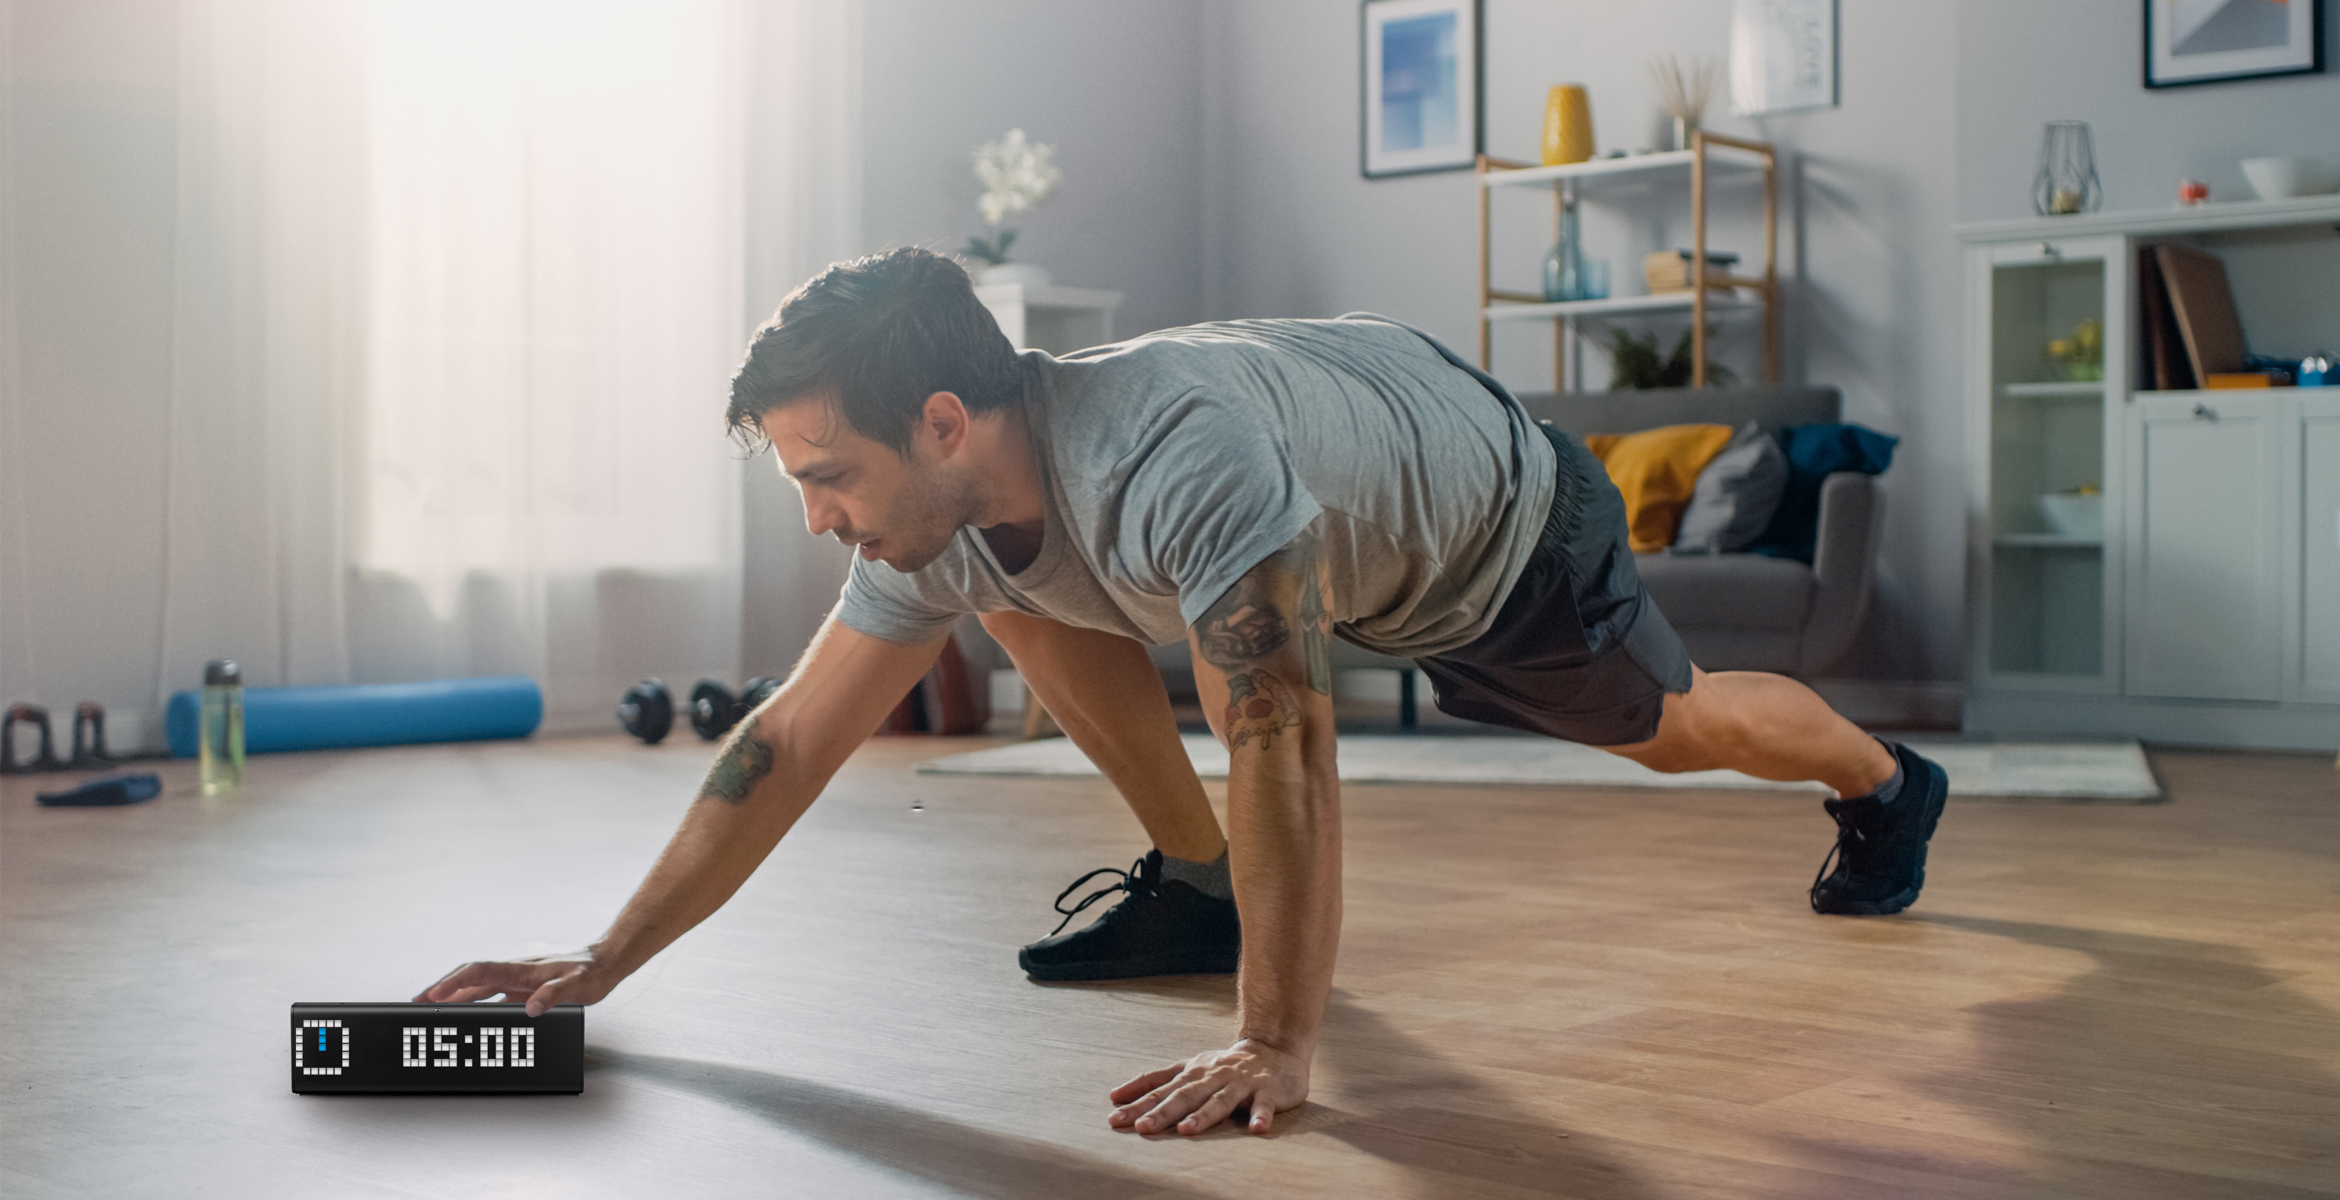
167, 676, 542, 757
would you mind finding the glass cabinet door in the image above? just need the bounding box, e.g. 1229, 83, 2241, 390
1979, 238, 2123, 688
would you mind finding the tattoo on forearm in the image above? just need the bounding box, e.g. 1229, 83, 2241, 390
1294, 552, 1331, 696
1197, 529, 1334, 751
699, 726, 775, 805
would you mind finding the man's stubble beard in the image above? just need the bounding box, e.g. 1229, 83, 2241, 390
874, 463, 980, 574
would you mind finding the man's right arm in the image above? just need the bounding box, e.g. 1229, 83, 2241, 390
416, 615, 948, 1016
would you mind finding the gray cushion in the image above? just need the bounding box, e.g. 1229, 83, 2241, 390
1671, 422, 1788, 554
1636, 552, 1813, 632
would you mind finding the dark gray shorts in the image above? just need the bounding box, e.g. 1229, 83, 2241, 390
1415, 423, 1695, 746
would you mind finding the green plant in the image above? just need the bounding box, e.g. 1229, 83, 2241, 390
964, 227, 1018, 265
1607, 326, 1736, 390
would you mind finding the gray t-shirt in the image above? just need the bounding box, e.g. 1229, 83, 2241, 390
831, 314, 1557, 657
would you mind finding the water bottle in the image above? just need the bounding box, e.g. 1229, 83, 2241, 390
200, 659, 244, 795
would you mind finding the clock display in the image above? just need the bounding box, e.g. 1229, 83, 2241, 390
289, 1003, 583, 1094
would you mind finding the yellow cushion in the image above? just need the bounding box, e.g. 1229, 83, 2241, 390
1582, 423, 1736, 553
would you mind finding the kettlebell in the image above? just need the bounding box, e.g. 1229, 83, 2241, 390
617, 679, 675, 745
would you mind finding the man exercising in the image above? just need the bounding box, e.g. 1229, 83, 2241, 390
420, 247, 1947, 1138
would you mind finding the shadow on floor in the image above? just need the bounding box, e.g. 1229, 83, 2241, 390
1907, 914, 2340, 1199
600, 1049, 1216, 1200
602, 982, 1659, 1200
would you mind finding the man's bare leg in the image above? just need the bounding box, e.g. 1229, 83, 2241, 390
1604, 665, 1895, 798
979, 611, 1226, 863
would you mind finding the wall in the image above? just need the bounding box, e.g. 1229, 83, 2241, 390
1200, 0, 1966, 689
0, 0, 181, 740
739, 0, 1212, 677
1956, 1, 2340, 222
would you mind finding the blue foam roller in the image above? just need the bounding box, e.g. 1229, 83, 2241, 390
167, 676, 542, 757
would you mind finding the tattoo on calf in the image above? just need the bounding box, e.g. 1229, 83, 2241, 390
1223, 670, 1304, 751
700, 726, 776, 805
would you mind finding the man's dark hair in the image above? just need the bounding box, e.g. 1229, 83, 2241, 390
726, 247, 1023, 456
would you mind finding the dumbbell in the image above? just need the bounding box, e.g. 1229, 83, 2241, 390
616, 679, 675, 745
3, 703, 57, 773
688, 677, 781, 741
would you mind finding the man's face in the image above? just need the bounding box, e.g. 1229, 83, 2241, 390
762, 395, 976, 573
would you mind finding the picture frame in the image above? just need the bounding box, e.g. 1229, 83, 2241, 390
2146, 0, 2325, 89
1360, 0, 1483, 179
1729, 0, 1839, 116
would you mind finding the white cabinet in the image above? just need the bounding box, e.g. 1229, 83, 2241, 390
2300, 397, 2340, 705
973, 283, 1121, 356
1958, 196, 2340, 749
2123, 395, 2286, 701
1964, 235, 2125, 693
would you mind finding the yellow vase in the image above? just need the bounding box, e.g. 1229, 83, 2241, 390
1542, 85, 1594, 166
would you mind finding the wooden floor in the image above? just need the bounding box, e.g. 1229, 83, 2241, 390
4, 732, 2337, 1199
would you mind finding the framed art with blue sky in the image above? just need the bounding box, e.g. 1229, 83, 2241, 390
2147, 0, 2325, 87
1361, 0, 1482, 178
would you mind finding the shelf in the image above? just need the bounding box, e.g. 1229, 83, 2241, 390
1481, 148, 1767, 191
1956, 193, 2340, 243
1995, 534, 2104, 549
2002, 380, 2106, 398
1484, 292, 1759, 322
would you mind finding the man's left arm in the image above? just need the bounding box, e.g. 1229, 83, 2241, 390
1107, 522, 1339, 1137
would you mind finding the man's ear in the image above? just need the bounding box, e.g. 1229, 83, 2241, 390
920, 391, 970, 452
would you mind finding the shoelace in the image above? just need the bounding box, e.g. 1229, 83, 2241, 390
1810, 803, 1871, 895
1047, 855, 1151, 937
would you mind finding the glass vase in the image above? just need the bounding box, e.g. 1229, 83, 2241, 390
2032, 120, 2101, 217
1543, 201, 1584, 302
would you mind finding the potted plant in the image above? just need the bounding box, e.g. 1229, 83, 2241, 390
964, 128, 1062, 286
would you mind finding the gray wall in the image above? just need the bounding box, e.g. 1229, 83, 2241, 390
739, 0, 1211, 678
1957, 0, 2340, 221
1201, 0, 1965, 682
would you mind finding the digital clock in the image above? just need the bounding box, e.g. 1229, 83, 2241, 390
289, 1003, 584, 1094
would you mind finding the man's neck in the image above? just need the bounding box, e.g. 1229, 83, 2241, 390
969, 407, 1046, 572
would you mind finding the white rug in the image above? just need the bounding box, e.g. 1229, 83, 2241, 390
917, 734, 2163, 801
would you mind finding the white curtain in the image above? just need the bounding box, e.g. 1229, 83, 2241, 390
158, 0, 856, 732
0, 0, 30, 710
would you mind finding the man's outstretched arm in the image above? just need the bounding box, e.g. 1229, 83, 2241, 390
418, 615, 946, 1015
1109, 523, 1340, 1136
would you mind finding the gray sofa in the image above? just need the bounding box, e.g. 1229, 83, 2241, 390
1308, 384, 1884, 724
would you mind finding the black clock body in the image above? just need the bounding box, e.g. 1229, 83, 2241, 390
290, 1003, 584, 1094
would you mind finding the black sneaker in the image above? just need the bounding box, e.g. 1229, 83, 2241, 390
1018, 849, 1242, 981
1810, 741, 1949, 916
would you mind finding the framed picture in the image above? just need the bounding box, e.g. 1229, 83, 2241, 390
1729, 0, 1838, 115
2147, 0, 2325, 88
1361, 0, 1482, 179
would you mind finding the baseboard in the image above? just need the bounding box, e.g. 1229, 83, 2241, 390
1807, 679, 1965, 730
1967, 690, 2340, 752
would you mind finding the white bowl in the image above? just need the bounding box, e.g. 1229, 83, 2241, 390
2241, 154, 2340, 201
2038, 493, 2104, 540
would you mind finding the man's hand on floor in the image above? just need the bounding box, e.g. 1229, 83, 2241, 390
415, 949, 615, 1017
1107, 1038, 1311, 1136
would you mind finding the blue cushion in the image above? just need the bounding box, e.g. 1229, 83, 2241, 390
1746, 424, 1898, 563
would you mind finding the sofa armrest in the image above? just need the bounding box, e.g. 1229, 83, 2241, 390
1799, 472, 1885, 676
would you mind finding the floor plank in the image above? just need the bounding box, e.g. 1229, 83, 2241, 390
3, 733, 2337, 1198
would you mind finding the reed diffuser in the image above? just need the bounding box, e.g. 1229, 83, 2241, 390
1651, 55, 1718, 152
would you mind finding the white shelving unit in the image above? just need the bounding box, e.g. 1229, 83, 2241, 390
1476, 134, 1779, 391
1957, 198, 2340, 750
972, 283, 1121, 357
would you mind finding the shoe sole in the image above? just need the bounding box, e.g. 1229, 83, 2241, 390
1018, 945, 1240, 982
1812, 746, 1949, 917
